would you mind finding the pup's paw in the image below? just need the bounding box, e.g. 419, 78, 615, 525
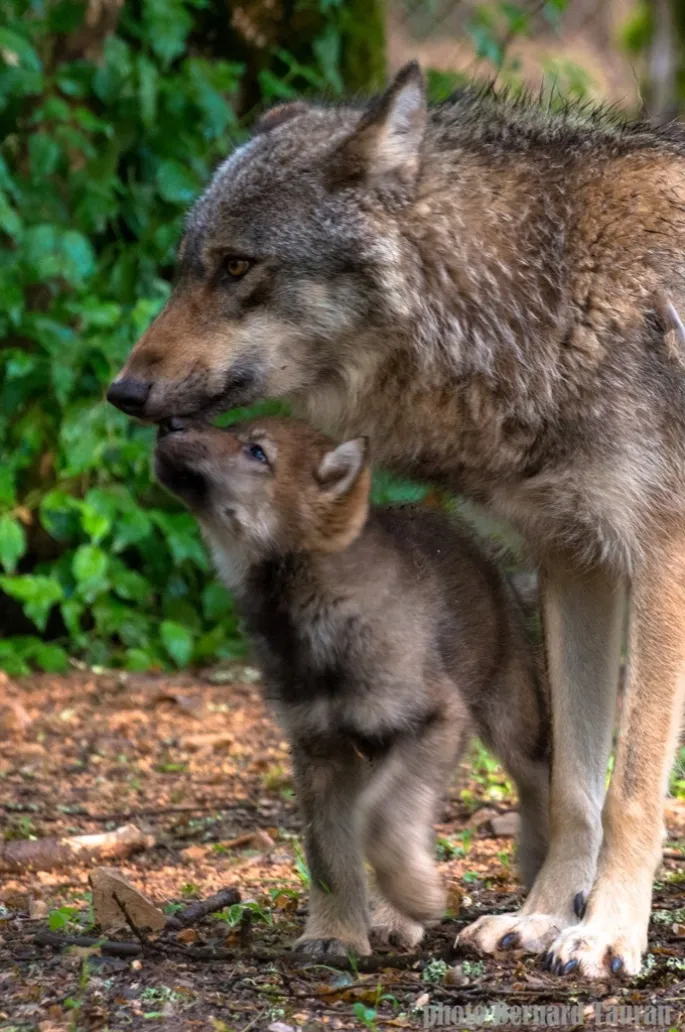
370, 900, 424, 949
293, 934, 371, 958
457, 911, 566, 956
541, 921, 646, 980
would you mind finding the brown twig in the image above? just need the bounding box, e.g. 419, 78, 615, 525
180, 945, 439, 972
239, 908, 253, 949
165, 887, 241, 930
35, 929, 142, 957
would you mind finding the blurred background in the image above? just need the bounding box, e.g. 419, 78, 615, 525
0, 0, 680, 675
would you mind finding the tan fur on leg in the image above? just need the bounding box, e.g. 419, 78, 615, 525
460, 557, 625, 956
544, 542, 685, 978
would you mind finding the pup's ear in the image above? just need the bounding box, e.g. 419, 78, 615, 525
330, 62, 426, 189
254, 101, 309, 135
316, 438, 369, 498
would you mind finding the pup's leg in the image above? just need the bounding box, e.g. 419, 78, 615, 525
362, 713, 464, 926
292, 742, 371, 957
460, 556, 625, 955
370, 897, 425, 949
544, 544, 685, 977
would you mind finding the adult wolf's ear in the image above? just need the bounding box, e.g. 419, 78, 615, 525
316, 438, 369, 498
329, 62, 427, 190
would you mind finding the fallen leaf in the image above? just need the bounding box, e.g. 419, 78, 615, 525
252, 829, 275, 852
150, 690, 205, 718
181, 732, 234, 752
176, 927, 199, 944
0, 699, 32, 737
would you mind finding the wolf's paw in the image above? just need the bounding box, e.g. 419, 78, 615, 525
293, 934, 371, 959
541, 921, 646, 980
370, 900, 425, 949
457, 912, 566, 956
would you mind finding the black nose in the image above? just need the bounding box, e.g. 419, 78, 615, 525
158, 417, 186, 438
106, 378, 151, 415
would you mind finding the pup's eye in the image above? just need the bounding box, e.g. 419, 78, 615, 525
245, 442, 268, 464
224, 257, 252, 279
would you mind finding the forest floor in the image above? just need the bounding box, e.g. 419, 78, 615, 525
1, 668, 685, 1032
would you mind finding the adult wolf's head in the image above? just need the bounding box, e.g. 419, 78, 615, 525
107, 63, 427, 422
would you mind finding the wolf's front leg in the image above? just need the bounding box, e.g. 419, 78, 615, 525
459, 556, 626, 958
544, 544, 685, 978
291, 742, 371, 957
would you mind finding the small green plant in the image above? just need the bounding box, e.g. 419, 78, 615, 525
293, 840, 311, 887
352, 1003, 379, 1032
48, 905, 80, 932
461, 958, 486, 978
652, 906, 685, 925
140, 986, 184, 1003
422, 958, 449, 984
462, 870, 480, 884
3, 814, 37, 840
213, 900, 273, 928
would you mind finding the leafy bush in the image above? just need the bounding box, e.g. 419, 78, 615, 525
0, 0, 371, 673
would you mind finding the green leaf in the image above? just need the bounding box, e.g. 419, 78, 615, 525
202, 581, 233, 622
160, 620, 194, 668
29, 133, 61, 177
60, 230, 96, 285
0, 515, 26, 574
125, 648, 155, 671
0, 28, 42, 75
155, 159, 199, 205
0, 575, 63, 632
72, 544, 109, 600
32, 642, 69, 673
137, 55, 158, 126
80, 503, 111, 545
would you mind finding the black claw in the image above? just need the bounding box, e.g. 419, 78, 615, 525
500, 932, 519, 950
541, 951, 552, 971
552, 957, 563, 975
562, 959, 579, 976
573, 892, 587, 920
610, 955, 624, 975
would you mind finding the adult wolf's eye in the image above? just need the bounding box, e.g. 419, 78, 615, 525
224, 257, 251, 279
245, 442, 268, 464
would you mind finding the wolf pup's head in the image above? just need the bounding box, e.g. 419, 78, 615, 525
154, 417, 370, 579
108, 63, 427, 423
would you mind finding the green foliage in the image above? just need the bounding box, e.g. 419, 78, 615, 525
0, 0, 260, 671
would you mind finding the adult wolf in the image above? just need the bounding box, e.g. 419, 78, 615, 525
108, 63, 685, 978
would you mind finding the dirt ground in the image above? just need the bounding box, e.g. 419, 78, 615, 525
1, 668, 684, 1032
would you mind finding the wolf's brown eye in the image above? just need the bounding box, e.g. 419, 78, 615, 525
224, 257, 251, 279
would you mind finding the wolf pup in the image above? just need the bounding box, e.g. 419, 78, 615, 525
154, 416, 549, 957
109, 64, 685, 977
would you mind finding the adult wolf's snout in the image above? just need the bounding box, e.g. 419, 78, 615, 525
107, 378, 152, 416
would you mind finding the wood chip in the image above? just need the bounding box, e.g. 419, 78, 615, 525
90, 868, 166, 934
